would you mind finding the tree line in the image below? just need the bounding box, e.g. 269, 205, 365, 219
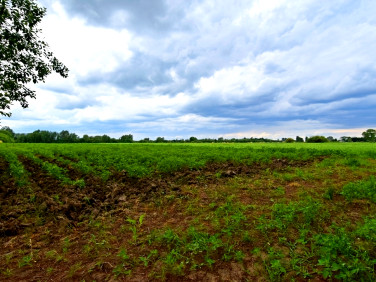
0, 127, 375, 144
0, 127, 133, 143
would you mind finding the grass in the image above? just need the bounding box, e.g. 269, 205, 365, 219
0, 142, 375, 280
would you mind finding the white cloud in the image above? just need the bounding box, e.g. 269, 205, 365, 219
72, 90, 191, 122
41, 2, 133, 77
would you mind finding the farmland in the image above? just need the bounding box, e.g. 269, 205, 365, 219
0, 143, 375, 281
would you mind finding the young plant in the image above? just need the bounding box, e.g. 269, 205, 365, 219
126, 214, 145, 244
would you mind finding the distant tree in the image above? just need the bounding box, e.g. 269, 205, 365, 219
92, 136, 103, 143
101, 134, 112, 143
296, 136, 304, 142
58, 130, 70, 143
340, 136, 352, 142
351, 137, 365, 142
120, 134, 133, 143
306, 136, 329, 143
34, 130, 55, 142
0, 0, 68, 117
57, 130, 78, 143
156, 137, 165, 143
189, 136, 198, 142
285, 138, 295, 143
81, 134, 91, 143
362, 129, 376, 142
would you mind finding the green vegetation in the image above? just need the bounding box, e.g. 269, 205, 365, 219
342, 176, 376, 203
0, 129, 14, 143
306, 135, 329, 143
0, 142, 375, 280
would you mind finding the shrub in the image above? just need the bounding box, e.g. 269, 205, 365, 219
306, 136, 328, 143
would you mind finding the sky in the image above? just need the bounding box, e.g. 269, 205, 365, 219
3, 0, 376, 140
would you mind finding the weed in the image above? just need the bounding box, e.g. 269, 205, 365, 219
1, 268, 13, 277
242, 230, 252, 243
18, 254, 33, 267
163, 249, 185, 275
342, 176, 376, 203
52, 194, 63, 205
272, 186, 285, 197
126, 214, 145, 244
234, 250, 245, 262
118, 248, 130, 262
252, 247, 261, 255
139, 249, 158, 266
113, 264, 131, 277
257, 197, 324, 236
185, 227, 223, 259
84, 234, 110, 256
264, 247, 287, 281
4, 253, 13, 264
62, 237, 71, 253
45, 249, 64, 262
67, 262, 82, 278
314, 225, 375, 280
29, 194, 36, 203
323, 187, 335, 200
345, 158, 361, 167
282, 173, 294, 181
222, 242, 235, 261
160, 228, 182, 247
212, 196, 248, 235
355, 217, 376, 242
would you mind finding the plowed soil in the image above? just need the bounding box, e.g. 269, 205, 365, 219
0, 155, 357, 281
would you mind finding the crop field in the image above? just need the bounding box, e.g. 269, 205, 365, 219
0, 143, 375, 281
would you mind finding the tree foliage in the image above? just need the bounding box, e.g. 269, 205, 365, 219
0, 129, 14, 142
306, 136, 329, 143
362, 129, 376, 142
0, 0, 68, 117
120, 134, 133, 143
295, 136, 304, 142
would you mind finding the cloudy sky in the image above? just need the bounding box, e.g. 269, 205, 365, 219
3, 0, 376, 140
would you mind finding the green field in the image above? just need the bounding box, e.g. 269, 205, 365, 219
1, 143, 376, 280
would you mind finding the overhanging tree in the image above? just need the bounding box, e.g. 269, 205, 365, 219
0, 0, 68, 117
